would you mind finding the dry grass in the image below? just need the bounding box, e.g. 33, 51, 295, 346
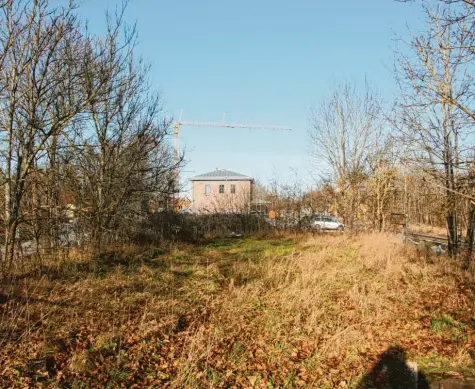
0, 233, 474, 388
174, 233, 475, 388
409, 223, 448, 236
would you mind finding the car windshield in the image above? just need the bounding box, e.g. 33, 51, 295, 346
320, 217, 338, 222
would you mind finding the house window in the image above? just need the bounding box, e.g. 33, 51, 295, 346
230, 184, 236, 194
205, 184, 211, 195
219, 184, 224, 193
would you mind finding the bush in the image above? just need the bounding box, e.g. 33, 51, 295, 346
132, 212, 271, 244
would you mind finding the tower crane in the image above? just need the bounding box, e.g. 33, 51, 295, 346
171, 113, 291, 199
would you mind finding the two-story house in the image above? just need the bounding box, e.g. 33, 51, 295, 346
190, 169, 253, 213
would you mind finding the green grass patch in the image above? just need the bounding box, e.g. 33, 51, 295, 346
414, 352, 474, 376
430, 314, 468, 341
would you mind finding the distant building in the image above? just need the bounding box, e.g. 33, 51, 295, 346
190, 169, 253, 213
168, 196, 192, 213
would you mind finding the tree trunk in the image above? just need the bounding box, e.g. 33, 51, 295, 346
4, 218, 19, 274
466, 201, 475, 259
446, 187, 458, 257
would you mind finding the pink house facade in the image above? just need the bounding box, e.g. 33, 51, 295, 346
190, 169, 253, 213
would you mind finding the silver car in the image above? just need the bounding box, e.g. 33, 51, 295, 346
310, 215, 344, 231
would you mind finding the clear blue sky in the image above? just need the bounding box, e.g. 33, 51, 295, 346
75, 0, 424, 191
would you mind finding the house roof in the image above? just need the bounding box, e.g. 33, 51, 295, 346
190, 169, 253, 181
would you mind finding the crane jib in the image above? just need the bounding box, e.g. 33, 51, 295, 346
178, 121, 292, 131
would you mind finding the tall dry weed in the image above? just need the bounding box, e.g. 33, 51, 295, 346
174, 233, 475, 387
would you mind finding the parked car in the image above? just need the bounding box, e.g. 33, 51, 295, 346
308, 215, 344, 231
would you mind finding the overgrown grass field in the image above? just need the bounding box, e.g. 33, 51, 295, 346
1, 233, 474, 388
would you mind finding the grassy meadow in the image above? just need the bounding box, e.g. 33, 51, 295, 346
0, 233, 474, 388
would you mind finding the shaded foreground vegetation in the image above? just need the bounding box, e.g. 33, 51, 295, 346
1, 233, 474, 388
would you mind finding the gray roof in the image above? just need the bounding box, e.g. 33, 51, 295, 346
190, 169, 253, 181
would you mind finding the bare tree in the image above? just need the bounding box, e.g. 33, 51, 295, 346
0, 0, 179, 275
367, 136, 399, 232
394, 1, 475, 255
309, 81, 383, 228
63, 10, 177, 252
0, 0, 94, 272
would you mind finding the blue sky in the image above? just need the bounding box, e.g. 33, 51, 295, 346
74, 0, 424, 191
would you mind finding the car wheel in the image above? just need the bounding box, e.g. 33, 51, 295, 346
337, 226, 344, 231
314, 224, 322, 231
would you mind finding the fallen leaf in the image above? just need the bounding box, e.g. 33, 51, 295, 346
248, 375, 258, 385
